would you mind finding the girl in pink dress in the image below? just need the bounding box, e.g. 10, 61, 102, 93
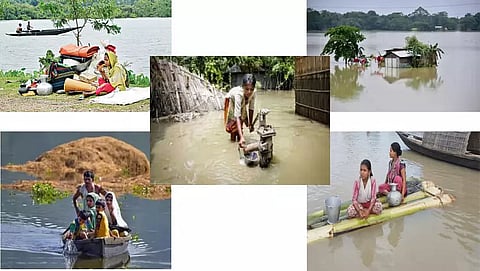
347, 159, 383, 219
379, 142, 407, 199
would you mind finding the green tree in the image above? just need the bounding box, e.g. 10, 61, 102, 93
40, 0, 122, 46
321, 25, 366, 65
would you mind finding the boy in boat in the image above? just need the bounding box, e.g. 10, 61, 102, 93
346, 159, 383, 219
16, 23, 22, 33
224, 74, 256, 148
65, 210, 94, 240
95, 199, 111, 238
27, 21, 33, 31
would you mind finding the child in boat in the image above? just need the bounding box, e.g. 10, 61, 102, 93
346, 159, 383, 219
16, 23, 22, 33
95, 199, 111, 238
379, 142, 407, 199
85, 192, 100, 228
65, 210, 93, 240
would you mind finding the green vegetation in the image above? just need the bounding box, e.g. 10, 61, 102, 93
132, 184, 154, 197
31, 182, 69, 204
321, 25, 366, 65
405, 36, 445, 67
165, 56, 295, 90
127, 70, 150, 87
40, 0, 122, 46
1, 0, 171, 20
308, 7, 480, 31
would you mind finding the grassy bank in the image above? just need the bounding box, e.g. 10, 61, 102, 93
0, 69, 150, 112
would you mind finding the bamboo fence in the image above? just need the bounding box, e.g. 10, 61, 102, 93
294, 56, 330, 125
150, 57, 224, 119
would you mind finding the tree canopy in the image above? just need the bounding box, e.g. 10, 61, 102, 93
40, 0, 121, 46
321, 25, 366, 65
308, 7, 480, 31
164, 57, 295, 90
1, 0, 171, 20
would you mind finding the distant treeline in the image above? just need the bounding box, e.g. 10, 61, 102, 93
307, 7, 480, 31
0, 0, 171, 20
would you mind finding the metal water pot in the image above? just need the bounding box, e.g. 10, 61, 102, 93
37, 74, 53, 95
324, 196, 342, 224
387, 183, 402, 207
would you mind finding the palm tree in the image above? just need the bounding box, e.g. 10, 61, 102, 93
426, 43, 445, 66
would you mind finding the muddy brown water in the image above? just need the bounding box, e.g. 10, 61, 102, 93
151, 91, 330, 185
308, 132, 480, 271
308, 31, 480, 111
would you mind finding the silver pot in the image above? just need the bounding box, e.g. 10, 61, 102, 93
324, 196, 342, 224
387, 183, 402, 207
37, 74, 53, 96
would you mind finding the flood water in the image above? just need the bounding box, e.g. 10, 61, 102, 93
307, 132, 480, 271
308, 31, 480, 111
0, 18, 171, 75
151, 91, 330, 185
0, 132, 171, 268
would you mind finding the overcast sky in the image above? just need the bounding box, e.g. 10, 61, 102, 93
307, 0, 480, 17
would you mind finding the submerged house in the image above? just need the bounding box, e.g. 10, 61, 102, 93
383, 48, 418, 68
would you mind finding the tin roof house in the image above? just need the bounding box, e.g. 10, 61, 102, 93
382, 48, 419, 68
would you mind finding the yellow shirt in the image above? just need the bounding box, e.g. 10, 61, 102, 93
95, 211, 110, 238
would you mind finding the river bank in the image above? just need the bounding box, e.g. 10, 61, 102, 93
0, 70, 149, 112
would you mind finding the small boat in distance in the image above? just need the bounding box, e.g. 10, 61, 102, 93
397, 131, 480, 170
5, 26, 81, 36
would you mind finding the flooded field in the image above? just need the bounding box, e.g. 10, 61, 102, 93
308, 31, 480, 111
308, 132, 479, 271
151, 91, 330, 185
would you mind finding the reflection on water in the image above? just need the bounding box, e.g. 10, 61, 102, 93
352, 225, 383, 268
309, 31, 480, 111
151, 91, 330, 185
382, 67, 443, 90
64, 252, 131, 269
308, 132, 480, 271
330, 65, 364, 100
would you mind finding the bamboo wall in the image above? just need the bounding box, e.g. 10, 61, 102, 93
422, 132, 471, 155
150, 57, 224, 118
294, 56, 330, 125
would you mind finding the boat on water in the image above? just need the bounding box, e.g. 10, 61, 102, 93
5, 27, 81, 36
65, 251, 131, 268
397, 132, 480, 170
307, 181, 455, 244
63, 235, 131, 258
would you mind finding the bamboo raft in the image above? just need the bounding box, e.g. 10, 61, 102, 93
150, 57, 224, 119
307, 181, 455, 244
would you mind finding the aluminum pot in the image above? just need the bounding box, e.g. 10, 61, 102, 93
36, 74, 53, 96
387, 183, 402, 207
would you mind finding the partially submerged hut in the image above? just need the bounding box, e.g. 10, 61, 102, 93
383, 48, 416, 68
293, 56, 330, 125
150, 58, 224, 119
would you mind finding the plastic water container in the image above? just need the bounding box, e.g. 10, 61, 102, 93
325, 196, 342, 224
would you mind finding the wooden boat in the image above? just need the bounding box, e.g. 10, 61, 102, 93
397, 132, 480, 170
5, 27, 80, 36
307, 181, 455, 244
63, 236, 131, 258
66, 252, 131, 268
